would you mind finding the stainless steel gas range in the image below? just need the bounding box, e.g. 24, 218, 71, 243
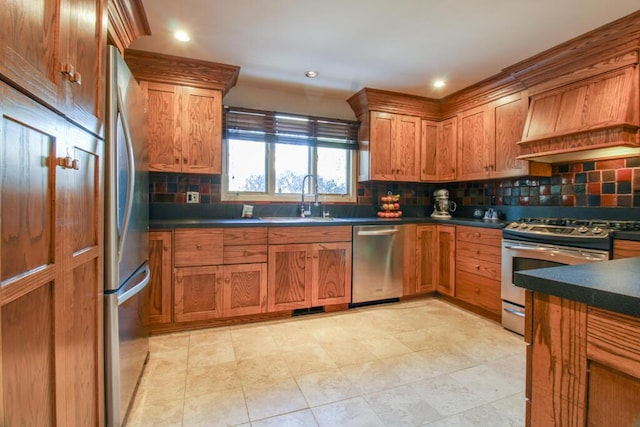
500, 218, 640, 335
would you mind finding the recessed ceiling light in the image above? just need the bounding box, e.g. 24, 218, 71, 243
305, 71, 319, 78
174, 30, 191, 42
433, 80, 446, 88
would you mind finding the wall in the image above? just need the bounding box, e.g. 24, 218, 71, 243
149, 156, 640, 211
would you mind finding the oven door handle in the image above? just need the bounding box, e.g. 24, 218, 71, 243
503, 245, 607, 263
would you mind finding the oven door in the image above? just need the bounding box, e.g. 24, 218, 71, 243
501, 239, 608, 334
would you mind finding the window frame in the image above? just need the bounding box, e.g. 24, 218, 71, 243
221, 107, 358, 203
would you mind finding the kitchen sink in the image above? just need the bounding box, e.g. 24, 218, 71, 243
259, 216, 346, 223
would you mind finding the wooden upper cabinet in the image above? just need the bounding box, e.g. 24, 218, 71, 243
493, 95, 530, 178
143, 81, 222, 173
457, 93, 551, 181
0, 0, 105, 134
457, 105, 493, 181
361, 111, 421, 182
421, 117, 457, 182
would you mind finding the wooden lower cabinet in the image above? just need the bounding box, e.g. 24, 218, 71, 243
268, 241, 352, 311
613, 239, 640, 259
415, 225, 437, 294
149, 231, 173, 325
454, 226, 501, 316
223, 263, 268, 316
435, 226, 456, 296
312, 242, 352, 306
174, 266, 224, 322
268, 244, 313, 311
526, 292, 640, 426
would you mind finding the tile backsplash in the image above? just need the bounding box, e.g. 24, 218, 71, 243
149, 156, 640, 209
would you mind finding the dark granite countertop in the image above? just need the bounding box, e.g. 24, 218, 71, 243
514, 257, 640, 318
150, 216, 508, 230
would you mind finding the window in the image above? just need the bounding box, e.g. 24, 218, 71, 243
222, 107, 359, 202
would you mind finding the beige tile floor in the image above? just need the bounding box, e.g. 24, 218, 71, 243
127, 298, 526, 427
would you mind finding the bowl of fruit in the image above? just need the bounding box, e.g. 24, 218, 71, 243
377, 192, 403, 219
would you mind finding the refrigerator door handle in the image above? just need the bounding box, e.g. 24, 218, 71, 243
118, 263, 151, 306
116, 87, 136, 263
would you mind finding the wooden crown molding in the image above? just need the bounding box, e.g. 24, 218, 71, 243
124, 49, 241, 95
107, 0, 151, 54
347, 87, 441, 120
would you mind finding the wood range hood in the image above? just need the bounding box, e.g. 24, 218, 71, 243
510, 12, 640, 164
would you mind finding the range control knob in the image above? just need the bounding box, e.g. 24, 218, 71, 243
519, 223, 529, 230
509, 222, 520, 228
592, 226, 603, 234
577, 226, 589, 234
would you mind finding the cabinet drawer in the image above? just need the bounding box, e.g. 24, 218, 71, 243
223, 245, 268, 264
456, 226, 502, 246
268, 226, 352, 244
223, 227, 268, 245
455, 270, 500, 315
174, 229, 223, 267
456, 240, 501, 264
456, 256, 500, 280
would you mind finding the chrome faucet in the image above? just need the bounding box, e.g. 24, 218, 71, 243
300, 174, 319, 217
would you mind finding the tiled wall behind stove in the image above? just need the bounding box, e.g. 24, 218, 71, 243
149, 156, 640, 208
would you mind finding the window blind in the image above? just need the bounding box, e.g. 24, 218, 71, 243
224, 106, 359, 150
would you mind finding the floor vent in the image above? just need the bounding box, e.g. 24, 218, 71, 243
349, 297, 400, 309
292, 306, 325, 316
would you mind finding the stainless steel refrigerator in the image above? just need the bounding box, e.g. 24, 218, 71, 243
104, 45, 151, 427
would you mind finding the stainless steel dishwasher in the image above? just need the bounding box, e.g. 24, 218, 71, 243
352, 225, 404, 304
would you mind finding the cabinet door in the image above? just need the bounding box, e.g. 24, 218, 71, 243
223, 263, 268, 316
145, 81, 182, 172
438, 117, 457, 181
312, 242, 352, 306
435, 226, 456, 296
149, 231, 172, 325
393, 114, 421, 181
268, 244, 313, 311
60, 124, 104, 426
369, 111, 395, 180
0, 84, 61, 426
416, 225, 437, 293
457, 106, 493, 181
493, 94, 529, 178
59, 0, 105, 134
420, 120, 439, 181
181, 86, 222, 174
0, 0, 61, 110
174, 266, 223, 322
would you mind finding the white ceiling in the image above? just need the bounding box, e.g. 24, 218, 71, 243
131, 1, 640, 103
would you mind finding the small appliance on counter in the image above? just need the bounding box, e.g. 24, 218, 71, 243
431, 189, 456, 219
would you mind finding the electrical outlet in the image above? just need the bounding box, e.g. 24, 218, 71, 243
186, 191, 200, 203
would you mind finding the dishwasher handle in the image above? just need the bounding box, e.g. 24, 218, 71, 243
357, 229, 399, 236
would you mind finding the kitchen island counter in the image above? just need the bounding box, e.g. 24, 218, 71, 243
514, 257, 640, 318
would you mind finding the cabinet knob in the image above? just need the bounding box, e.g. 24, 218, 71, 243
61, 63, 82, 85
475, 287, 480, 294
196, 244, 202, 249
475, 265, 480, 270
